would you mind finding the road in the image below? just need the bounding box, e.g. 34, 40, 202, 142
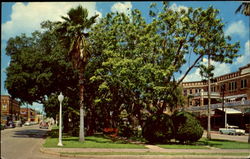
0, 124, 69, 159
203, 131, 249, 143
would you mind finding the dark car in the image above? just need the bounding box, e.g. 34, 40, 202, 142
39, 121, 49, 129
6, 121, 15, 128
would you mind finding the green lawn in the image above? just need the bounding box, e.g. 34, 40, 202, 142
44, 135, 146, 149
158, 138, 250, 149
45, 127, 249, 149
198, 138, 250, 149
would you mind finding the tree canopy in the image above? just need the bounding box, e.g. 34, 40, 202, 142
5, 3, 240, 135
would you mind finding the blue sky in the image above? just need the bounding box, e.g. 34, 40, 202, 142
1, 2, 250, 112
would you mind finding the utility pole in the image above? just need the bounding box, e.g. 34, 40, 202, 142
221, 84, 226, 128
207, 55, 211, 140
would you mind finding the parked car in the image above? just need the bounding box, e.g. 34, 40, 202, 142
31, 121, 38, 125
14, 120, 22, 127
24, 121, 31, 126
6, 121, 15, 128
219, 125, 245, 135
39, 121, 49, 129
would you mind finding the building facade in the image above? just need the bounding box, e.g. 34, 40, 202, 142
20, 108, 38, 122
1, 95, 21, 124
181, 64, 250, 130
182, 64, 250, 109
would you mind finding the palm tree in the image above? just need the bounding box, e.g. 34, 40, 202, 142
235, 2, 250, 16
55, 5, 98, 142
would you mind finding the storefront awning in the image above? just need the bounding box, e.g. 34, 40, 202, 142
224, 94, 247, 100
216, 108, 242, 114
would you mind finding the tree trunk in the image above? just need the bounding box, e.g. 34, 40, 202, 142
79, 72, 85, 142
207, 55, 211, 140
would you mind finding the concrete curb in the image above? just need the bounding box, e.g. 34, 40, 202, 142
40, 147, 250, 159
40, 147, 60, 156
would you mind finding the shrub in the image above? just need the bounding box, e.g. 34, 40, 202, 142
142, 114, 174, 144
118, 123, 135, 138
172, 111, 203, 143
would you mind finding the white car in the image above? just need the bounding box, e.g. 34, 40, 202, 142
24, 121, 31, 126
219, 125, 245, 135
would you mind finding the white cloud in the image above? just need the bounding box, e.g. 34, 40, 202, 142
183, 68, 202, 82
169, 3, 188, 13
111, 2, 132, 16
225, 20, 247, 38
184, 40, 250, 82
236, 40, 250, 65
183, 58, 231, 82
2, 2, 100, 41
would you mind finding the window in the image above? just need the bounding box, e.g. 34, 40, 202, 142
229, 81, 237, 91
2, 104, 7, 110
241, 79, 247, 88
184, 90, 187, 96
211, 86, 216, 92
189, 89, 192, 94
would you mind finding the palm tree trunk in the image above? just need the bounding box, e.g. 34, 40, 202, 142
79, 72, 85, 142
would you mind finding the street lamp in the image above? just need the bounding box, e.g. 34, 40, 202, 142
58, 92, 64, 146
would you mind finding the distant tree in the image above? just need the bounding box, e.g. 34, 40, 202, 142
235, 2, 250, 16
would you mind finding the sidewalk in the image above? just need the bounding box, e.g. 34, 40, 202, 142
40, 145, 250, 159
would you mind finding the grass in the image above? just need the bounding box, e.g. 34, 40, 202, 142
158, 138, 250, 149
45, 127, 249, 149
198, 138, 250, 149
60, 152, 249, 156
44, 134, 146, 149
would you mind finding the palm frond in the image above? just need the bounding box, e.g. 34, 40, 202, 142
235, 4, 243, 14
235, 2, 250, 16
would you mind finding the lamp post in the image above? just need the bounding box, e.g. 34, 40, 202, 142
58, 92, 64, 146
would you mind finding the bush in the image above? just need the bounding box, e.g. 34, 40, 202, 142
172, 111, 203, 143
142, 114, 174, 144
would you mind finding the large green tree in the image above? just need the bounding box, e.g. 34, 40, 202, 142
86, 3, 240, 133
5, 3, 240, 138
53, 6, 98, 141
5, 22, 78, 104
5, 21, 80, 132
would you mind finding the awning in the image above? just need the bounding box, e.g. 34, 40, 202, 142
216, 108, 242, 114
224, 94, 247, 100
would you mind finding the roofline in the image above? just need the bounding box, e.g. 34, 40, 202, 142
181, 63, 250, 84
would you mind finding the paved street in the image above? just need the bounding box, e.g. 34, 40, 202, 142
1, 125, 67, 159
203, 131, 249, 143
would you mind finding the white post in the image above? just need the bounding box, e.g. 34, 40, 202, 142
225, 110, 227, 128
58, 92, 64, 146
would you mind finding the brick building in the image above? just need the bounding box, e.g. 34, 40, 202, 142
1, 95, 20, 124
181, 64, 250, 130
20, 107, 37, 122
182, 64, 250, 108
